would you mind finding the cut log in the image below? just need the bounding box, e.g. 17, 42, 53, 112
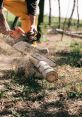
0, 34, 58, 83
29, 56, 58, 83
13, 41, 56, 66
0, 54, 58, 83
32, 53, 56, 67
13, 42, 58, 83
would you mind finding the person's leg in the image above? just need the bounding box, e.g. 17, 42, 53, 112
0, 8, 10, 34
3, 0, 32, 32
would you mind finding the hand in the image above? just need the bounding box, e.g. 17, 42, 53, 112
29, 15, 37, 34
30, 24, 37, 34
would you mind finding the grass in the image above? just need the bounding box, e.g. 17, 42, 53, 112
55, 40, 82, 67
44, 15, 82, 31
4, 10, 21, 27
4, 10, 82, 32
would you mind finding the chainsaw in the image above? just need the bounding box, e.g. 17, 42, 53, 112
9, 27, 41, 44
10, 16, 41, 44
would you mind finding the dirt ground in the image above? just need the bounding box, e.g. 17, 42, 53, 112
0, 33, 82, 117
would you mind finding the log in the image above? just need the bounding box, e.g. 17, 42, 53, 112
1, 34, 49, 55
0, 34, 58, 83
13, 41, 58, 83
13, 41, 49, 55
29, 56, 58, 83
13, 41, 56, 67
56, 28, 82, 38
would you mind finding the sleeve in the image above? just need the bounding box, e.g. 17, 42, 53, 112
26, 0, 38, 16
0, 0, 3, 9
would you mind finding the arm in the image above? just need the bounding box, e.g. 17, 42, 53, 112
27, 0, 37, 16
26, 0, 38, 32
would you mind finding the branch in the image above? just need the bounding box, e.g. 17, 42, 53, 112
68, 0, 76, 28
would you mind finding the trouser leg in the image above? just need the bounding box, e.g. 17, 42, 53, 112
4, 0, 32, 32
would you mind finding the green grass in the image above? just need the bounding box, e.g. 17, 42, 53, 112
43, 15, 82, 32
4, 10, 82, 31
56, 42, 82, 67
4, 10, 21, 27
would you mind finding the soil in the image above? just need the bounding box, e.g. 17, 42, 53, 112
0, 33, 82, 117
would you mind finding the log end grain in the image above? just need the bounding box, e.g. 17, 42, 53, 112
46, 71, 58, 83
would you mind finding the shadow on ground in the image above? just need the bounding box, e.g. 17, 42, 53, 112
0, 64, 82, 117
55, 50, 82, 67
